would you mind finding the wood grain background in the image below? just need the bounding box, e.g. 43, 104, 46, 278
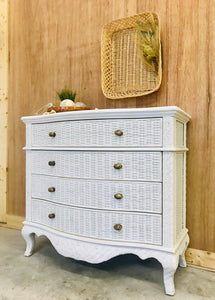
8, 0, 215, 252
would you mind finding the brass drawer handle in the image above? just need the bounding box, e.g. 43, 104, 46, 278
48, 161, 55, 166
48, 213, 55, 219
48, 187, 55, 192
114, 193, 123, 199
114, 163, 122, 169
49, 132, 56, 137
115, 130, 123, 136
114, 224, 122, 231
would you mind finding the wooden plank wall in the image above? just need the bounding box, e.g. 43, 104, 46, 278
0, 0, 8, 223
8, 0, 215, 252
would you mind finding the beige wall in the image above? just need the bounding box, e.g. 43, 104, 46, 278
7, 0, 215, 252
0, 0, 8, 223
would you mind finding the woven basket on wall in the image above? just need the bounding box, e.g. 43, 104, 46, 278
101, 12, 162, 99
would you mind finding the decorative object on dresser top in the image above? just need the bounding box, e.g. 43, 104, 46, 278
46, 89, 89, 114
21, 107, 191, 296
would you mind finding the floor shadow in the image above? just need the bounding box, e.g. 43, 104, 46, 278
33, 235, 163, 285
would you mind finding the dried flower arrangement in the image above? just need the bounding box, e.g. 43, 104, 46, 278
136, 14, 160, 73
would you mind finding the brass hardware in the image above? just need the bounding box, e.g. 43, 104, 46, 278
114, 163, 122, 169
48, 161, 55, 166
48, 213, 55, 219
48, 187, 55, 192
49, 132, 56, 137
114, 224, 122, 231
114, 193, 123, 199
115, 130, 123, 136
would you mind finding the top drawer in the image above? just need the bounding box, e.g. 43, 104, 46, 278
31, 118, 162, 148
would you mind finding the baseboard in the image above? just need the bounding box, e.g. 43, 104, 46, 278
0, 213, 7, 223
0, 214, 25, 230
185, 248, 215, 272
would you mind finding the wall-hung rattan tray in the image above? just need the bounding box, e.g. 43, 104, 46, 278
101, 12, 162, 99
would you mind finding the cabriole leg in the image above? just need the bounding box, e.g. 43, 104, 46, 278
22, 226, 35, 257
179, 242, 188, 268
179, 252, 187, 268
161, 255, 179, 296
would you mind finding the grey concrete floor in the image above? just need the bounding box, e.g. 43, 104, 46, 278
0, 227, 215, 300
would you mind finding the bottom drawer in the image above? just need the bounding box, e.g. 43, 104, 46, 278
31, 199, 162, 245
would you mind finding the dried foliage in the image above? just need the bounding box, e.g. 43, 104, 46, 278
136, 15, 160, 73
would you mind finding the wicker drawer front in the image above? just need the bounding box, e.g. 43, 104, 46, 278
31, 118, 162, 147
31, 199, 162, 245
32, 175, 162, 213
31, 151, 162, 181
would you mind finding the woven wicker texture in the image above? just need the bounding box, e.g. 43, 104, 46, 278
31, 199, 162, 245
31, 118, 162, 147
101, 12, 162, 99
31, 151, 162, 181
176, 121, 184, 146
31, 175, 162, 213
175, 153, 185, 239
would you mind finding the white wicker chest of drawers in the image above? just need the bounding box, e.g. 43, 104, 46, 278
21, 107, 191, 295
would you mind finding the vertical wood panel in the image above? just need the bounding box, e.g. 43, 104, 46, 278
136, 0, 168, 108
165, 0, 211, 250
0, 0, 8, 222
8, 0, 215, 252
207, 0, 215, 251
